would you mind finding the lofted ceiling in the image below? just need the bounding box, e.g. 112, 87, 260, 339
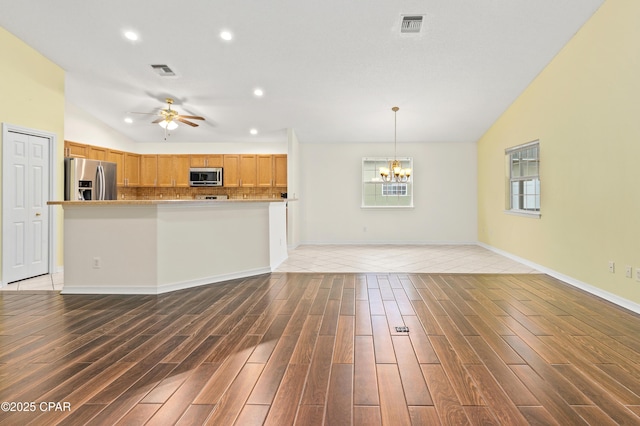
0, 0, 604, 144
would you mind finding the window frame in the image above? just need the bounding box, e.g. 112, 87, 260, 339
361, 157, 414, 209
505, 140, 541, 218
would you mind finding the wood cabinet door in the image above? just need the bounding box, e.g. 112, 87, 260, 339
206, 155, 224, 168
223, 155, 240, 187
190, 155, 206, 167
274, 155, 288, 187
107, 150, 125, 186
156, 155, 174, 187
141, 155, 158, 187
240, 155, 257, 187
257, 155, 273, 187
173, 155, 191, 187
87, 145, 108, 161
191, 154, 224, 168
64, 141, 87, 158
124, 153, 141, 186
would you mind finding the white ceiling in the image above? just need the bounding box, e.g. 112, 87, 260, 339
0, 0, 603, 144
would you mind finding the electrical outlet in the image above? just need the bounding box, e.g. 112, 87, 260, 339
626, 266, 633, 278
92, 257, 101, 269
608, 261, 615, 273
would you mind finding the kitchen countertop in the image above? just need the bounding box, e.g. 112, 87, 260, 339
48, 198, 293, 206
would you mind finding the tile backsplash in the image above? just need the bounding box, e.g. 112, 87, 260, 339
118, 186, 287, 200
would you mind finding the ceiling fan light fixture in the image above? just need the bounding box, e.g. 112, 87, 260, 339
159, 120, 178, 130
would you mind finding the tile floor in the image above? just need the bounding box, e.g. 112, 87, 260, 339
2, 272, 64, 291
274, 244, 538, 274
2, 244, 537, 291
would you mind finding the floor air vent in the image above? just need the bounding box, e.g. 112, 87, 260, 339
401, 16, 423, 34
395, 326, 410, 333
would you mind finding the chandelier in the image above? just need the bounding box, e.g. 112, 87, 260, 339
379, 106, 411, 183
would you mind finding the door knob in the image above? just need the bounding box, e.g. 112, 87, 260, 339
35, 213, 41, 216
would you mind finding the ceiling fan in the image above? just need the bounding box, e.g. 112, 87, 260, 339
133, 98, 205, 131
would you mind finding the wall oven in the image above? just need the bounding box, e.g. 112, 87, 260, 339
189, 168, 223, 187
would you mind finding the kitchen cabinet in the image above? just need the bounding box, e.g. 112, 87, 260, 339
107, 149, 125, 186
63, 140, 286, 190
124, 153, 141, 186
190, 154, 223, 168
87, 145, 108, 161
223, 155, 240, 187
274, 155, 287, 187
64, 141, 87, 158
240, 154, 257, 187
141, 155, 158, 187
257, 155, 274, 187
158, 155, 190, 187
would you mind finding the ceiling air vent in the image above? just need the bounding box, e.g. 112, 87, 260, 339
400, 15, 423, 34
150, 64, 176, 77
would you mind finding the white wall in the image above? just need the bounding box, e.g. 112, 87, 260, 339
299, 141, 477, 244
65, 101, 136, 151
287, 128, 301, 248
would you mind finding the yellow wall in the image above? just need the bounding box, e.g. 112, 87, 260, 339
478, 0, 640, 303
0, 27, 65, 277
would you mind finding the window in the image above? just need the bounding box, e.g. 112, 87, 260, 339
381, 183, 407, 196
362, 157, 413, 208
506, 141, 540, 216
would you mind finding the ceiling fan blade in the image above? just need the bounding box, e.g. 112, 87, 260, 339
177, 117, 199, 127
151, 117, 165, 124
178, 115, 205, 120
129, 111, 161, 115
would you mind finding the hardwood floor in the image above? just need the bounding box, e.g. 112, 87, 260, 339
2, 272, 640, 425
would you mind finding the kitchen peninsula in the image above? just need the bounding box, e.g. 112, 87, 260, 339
48, 199, 289, 294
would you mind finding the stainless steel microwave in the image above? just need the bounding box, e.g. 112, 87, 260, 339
189, 168, 223, 186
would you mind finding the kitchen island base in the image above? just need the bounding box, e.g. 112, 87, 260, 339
53, 200, 288, 294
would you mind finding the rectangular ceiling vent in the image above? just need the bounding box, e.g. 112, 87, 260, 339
150, 64, 176, 77
401, 15, 424, 34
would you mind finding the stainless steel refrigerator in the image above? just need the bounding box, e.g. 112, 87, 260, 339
64, 158, 117, 200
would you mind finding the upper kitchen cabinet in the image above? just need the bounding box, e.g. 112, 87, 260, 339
240, 154, 257, 187
257, 155, 274, 187
107, 149, 125, 186
223, 154, 240, 187
64, 140, 87, 158
257, 155, 287, 187
274, 155, 287, 187
124, 152, 141, 187
158, 155, 190, 187
190, 154, 223, 168
87, 145, 108, 161
141, 155, 158, 187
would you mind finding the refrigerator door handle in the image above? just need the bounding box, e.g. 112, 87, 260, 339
97, 165, 104, 200
101, 165, 106, 200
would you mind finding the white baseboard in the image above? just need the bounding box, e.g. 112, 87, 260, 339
298, 241, 479, 246
61, 267, 272, 295
478, 242, 640, 315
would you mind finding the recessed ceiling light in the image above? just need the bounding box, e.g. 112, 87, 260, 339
254, 88, 264, 97
250, 128, 258, 135
220, 31, 233, 41
124, 117, 133, 124
124, 31, 139, 41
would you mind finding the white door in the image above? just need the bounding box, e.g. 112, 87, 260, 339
3, 130, 50, 283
